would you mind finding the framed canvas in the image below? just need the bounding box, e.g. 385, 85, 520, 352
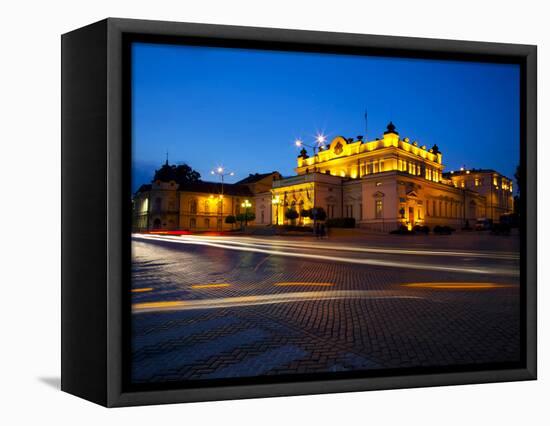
61, 18, 537, 407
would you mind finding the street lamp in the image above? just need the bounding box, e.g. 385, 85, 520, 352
241, 199, 252, 228
295, 134, 327, 172
211, 166, 235, 231
272, 195, 281, 225
295, 134, 327, 156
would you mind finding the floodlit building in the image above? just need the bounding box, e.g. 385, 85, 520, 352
271, 122, 514, 231
132, 122, 514, 232
444, 169, 514, 222
132, 171, 281, 231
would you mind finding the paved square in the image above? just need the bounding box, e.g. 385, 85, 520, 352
131, 233, 520, 384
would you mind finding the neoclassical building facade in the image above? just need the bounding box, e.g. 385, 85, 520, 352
132, 122, 514, 232
270, 122, 514, 231
132, 171, 281, 231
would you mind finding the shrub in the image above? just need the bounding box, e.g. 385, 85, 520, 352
224, 215, 236, 224
285, 209, 299, 221
310, 207, 327, 221
413, 225, 430, 234
326, 217, 356, 228
236, 212, 255, 223
300, 209, 311, 218
390, 225, 414, 235
433, 225, 455, 235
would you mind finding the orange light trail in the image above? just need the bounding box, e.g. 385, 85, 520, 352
275, 282, 334, 287
191, 283, 231, 289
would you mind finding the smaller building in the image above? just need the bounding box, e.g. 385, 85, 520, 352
132, 171, 281, 231
443, 169, 514, 222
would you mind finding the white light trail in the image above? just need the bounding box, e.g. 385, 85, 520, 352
132, 290, 424, 313
133, 234, 519, 277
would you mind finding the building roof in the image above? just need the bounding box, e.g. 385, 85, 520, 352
443, 168, 511, 178
135, 184, 152, 194
235, 172, 279, 185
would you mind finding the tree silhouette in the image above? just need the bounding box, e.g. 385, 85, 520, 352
153, 163, 201, 184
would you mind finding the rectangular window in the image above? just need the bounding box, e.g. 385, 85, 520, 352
375, 200, 383, 219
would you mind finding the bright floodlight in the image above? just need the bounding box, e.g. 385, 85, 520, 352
230, 172, 235, 176
295, 139, 303, 147
316, 134, 326, 144
217, 167, 224, 173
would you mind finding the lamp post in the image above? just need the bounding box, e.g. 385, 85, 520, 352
272, 195, 280, 225
211, 166, 234, 231
241, 199, 252, 228
295, 134, 327, 172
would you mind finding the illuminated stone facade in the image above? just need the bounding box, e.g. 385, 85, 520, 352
271, 122, 514, 231
133, 172, 281, 231
133, 122, 514, 232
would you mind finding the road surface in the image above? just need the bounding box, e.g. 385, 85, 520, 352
130, 233, 521, 384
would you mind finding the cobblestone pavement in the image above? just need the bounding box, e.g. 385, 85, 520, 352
131, 234, 521, 384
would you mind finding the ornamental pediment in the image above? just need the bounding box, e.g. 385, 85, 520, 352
329, 136, 348, 156
372, 191, 385, 198
406, 190, 419, 198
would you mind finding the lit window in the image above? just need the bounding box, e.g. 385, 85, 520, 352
475, 178, 480, 187
375, 200, 383, 219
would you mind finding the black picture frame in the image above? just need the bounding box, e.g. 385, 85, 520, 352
61, 17, 537, 407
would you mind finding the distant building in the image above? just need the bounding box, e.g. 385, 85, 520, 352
132, 171, 281, 231
271, 122, 514, 231
443, 169, 514, 222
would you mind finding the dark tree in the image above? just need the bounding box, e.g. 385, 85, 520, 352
174, 164, 201, 184
311, 207, 327, 221
236, 212, 255, 228
285, 209, 299, 221
153, 162, 201, 184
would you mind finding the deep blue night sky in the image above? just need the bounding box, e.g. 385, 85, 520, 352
131, 42, 520, 192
